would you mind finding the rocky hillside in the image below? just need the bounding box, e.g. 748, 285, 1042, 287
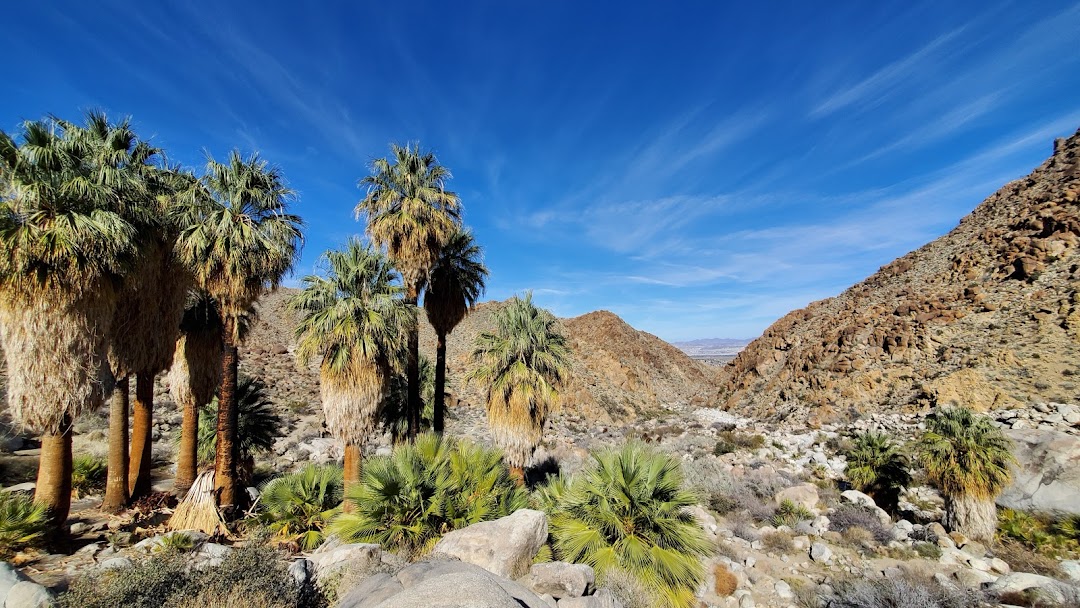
244, 290, 717, 426
717, 128, 1080, 424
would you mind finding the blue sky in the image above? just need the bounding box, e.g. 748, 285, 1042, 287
3, 2, 1079, 341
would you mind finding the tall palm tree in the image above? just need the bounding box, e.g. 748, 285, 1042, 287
919, 406, 1015, 542
175, 150, 303, 510
356, 143, 460, 441
844, 431, 911, 515
423, 229, 487, 434
168, 290, 224, 494
0, 114, 148, 526
290, 239, 412, 496
467, 293, 570, 482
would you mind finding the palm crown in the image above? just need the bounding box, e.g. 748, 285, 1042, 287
919, 406, 1015, 499
424, 228, 487, 333
468, 293, 570, 469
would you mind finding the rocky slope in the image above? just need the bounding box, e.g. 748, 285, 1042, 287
717, 128, 1080, 424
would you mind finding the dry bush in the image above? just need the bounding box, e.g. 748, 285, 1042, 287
603, 568, 661, 608
762, 531, 795, 554
171, 587, 291, 608
728, 514, 761, 543
830, 573, 981, 608
713, 564, 738, 596
840, 526, 877, 552
829, 504, 893, 544
994, 539, 1063, 578
714, 539, 744, 563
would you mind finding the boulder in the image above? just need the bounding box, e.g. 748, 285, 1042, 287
556, 589, 623, 608
519, 562, 595, 599
434, 510, 548, 579
773, 483, 820, 512
990, 572, 1078, 604
4, 581, 52, 608
998, 429, 1080, 515
337, 560, 549, 608
0, 564, 29, 603
1061, 560, 1080, 582
840, 490, 876, 509
307, 539, 383, 578
809, 543, 833, 563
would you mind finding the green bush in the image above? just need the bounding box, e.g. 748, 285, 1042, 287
713, 431, 765, 455
57, 543, 316, 608
0, 490, 49, 557
258, 464, 343, 550
329, 432, 526, 557
844, 432, 910, 514
72, 455, 107, 497
770, 499, 814, 528
542, 441, 712, 608
996, 508, 1078, 558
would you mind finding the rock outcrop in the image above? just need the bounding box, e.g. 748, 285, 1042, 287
717, 128, 1080, 423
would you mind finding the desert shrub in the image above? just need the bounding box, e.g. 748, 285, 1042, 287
829, 504, 893, 544
914, 541, 942, 559
997, 508, 1078, 558
258, 464, 343, 551
840, 526, 877, 552
330, 433, 526, 557
713, 564, 738, 596
994, 538, 1063, 577
729, 514, 761, 543
844, 432, 911, 514
771, 499, 814, 528
603, 568, 661, 608
713, 431, 765, 456
544, 441, 712, 608
830, 573, 980, 608
157, 531, 198, 552
58, 543, 315, 608
71, 455, 107, 496
0, 490, 48, 557
762, 531, 795, 554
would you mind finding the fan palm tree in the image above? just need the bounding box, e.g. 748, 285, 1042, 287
919, 406, 1015, 542
844, 431, 911, 515
467, 293, 570, 482
290, 239, 412, 496
544, 442, 712, 608
168, 290, 224, 494
380, 353, 435, 443
423, 229, 487, 433
0, 114, 150, 525
175, 150, 303, 510
356, 143, 460, 442
195, 375, 283, 485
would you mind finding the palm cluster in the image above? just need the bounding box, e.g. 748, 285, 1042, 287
0, 112, 301, 527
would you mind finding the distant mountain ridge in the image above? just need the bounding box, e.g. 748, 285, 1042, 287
671, 338, 751, 358
716, 128, 1080, 424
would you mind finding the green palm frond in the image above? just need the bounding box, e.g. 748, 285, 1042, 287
423, 228, 487, 335
542, 442, 711, 608
467, 293, 571, 468
195, 375, 283, 465
258, 464, 344, 550
0, 491, 49, 557
355, 143, 461, 290
918, 407, 1015, 500
329, 432, 525, 558
844, 431, 911, 513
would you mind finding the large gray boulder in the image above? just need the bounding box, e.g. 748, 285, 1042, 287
337, 560, 549, 608
306, 538, 384, 578
4, 581, 53, 608
998, 429, 1080, 515
0, 564, 29, 604
433, 509, 548, 579
990, 572, 1079, 604
519, 562, 595, 599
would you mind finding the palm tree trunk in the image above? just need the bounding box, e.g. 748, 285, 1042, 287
434, 331, 447, 434
406, 287, 421, 442
102, 378, 130, 512
36, 416, 73, 529
128, 373, 154, 500
174, 401, 200, 495
944, 494, 998, 543
214, 317, 241, 511
343, 443, 361, 513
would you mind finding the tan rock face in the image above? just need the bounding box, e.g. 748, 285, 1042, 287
718, 127, 1080, 422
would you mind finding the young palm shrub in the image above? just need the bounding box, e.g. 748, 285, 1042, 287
467, 293, 570, 482
844, 431, 911, 515
919, 406, 1015, 542
175, 150, 303, 510
0, 490, 49, 557
544, 442, 712, 608
71, 455, 108, 497
329, 432, 526, 557
356, 143, 461, 441
290, 240, 412, 495
423, 228, 487, 433
194, 376, 282, 485
258, 464, 344, 551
